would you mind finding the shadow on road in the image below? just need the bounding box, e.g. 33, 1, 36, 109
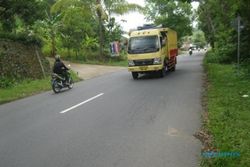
135, 71, 174, 80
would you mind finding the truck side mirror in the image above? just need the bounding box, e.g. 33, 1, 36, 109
160, 37, 166, 47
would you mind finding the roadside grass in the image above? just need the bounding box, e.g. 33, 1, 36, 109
0, 70, 81, 104
201, 63, 250, 166
0, 78, 51, 104
63, 57, 128, 67
105, 58, 128, 66
47, 57, 128, 68
71, 59, 128, 67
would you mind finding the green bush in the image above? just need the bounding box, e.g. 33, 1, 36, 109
204, 50, 219, 64
205, 48, 250, 77
0, 32, 42, 46
69, 70, 82, 82
204, 45, 236, 64
241, 58, 250, 77
0, 76, 17, 88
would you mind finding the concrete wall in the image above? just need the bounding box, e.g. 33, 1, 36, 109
0, 39, 50, 79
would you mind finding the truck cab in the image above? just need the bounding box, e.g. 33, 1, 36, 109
127, 25, 177, 79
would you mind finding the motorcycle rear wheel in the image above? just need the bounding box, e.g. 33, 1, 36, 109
52, 81, 61, 93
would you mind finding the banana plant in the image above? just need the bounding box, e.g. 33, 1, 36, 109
96, 0, 143, 58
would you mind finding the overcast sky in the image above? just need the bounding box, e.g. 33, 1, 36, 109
115, 0, 199, 32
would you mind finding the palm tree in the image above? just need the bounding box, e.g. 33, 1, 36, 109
42, 12, 62, 57
96, 0, 105, 60
104, 0, 143, 15
51, 0, 143, 59
96, 0, 143, 58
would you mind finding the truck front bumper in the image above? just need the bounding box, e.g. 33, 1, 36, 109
128, 65, 163, 72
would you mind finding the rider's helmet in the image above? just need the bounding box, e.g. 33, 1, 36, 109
55, 54, 61, 61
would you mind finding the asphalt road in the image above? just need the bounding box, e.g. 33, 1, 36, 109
0, 51, 204, 167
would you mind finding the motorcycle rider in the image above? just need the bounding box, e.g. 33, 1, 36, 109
53, 55, 69, 84
189, 48, 192, 56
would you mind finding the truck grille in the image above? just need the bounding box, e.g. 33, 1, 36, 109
134, 59, 154, 66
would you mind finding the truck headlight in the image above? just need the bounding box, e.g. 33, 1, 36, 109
128, 60, 135, 66
153, 58, 162, 65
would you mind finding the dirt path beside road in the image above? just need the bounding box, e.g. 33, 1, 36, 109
47, 58, 126, 80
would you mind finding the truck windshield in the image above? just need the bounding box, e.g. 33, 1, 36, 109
128, 36, 159, 54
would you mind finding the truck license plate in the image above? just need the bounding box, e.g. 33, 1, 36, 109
140, 66, 147, 70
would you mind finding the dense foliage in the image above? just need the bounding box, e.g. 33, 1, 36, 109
0, 0, 142, 89
1, 0, 249, 73
0, 0, 141, 60
197, 0, 250, 66
197, 0, 250, 166
145, 0, 193, 42
0, 0, 47, 32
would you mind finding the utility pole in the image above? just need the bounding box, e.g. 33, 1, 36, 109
237, 14, 241, 73
96, 0, 104, 60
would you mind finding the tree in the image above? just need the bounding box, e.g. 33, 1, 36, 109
36, 12, 62, 57
0, 0, 46, 32
51, 0, 142, 59
96, 0, 106, 59
192, 30, 206, 48
106, 17, 123, 42
238, 0, 250, 63
197, 0, 240, 63
82, 34, 99, 60
96, 0, 143, 58
51, 0, 96, 58
62, 7, 95, 59
145, 0, 193, 40
104, 0, 143, 15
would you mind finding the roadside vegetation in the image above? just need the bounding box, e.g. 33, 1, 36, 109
0, 77, 51, 104
60, 50, 128, 67
1, 1, 249, 165
67, 57, 128, 67
0, 0, 142, 103
196, 0, 250, 166
0, 0, 195, 103
202, 54, 250, 166
0, 70, 81, 104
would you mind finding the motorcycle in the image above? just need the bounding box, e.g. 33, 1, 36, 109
189, 49, 192, 56
51, 71, 73, 93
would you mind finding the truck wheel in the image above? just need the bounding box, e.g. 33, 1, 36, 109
171, 65, 176, 71
159, 63, 166, 78
159, 68, 165, 77
132, 72, 138, 79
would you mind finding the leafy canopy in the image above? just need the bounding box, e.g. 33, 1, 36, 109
145, 0, 193, 39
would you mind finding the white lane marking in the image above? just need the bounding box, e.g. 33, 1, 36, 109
60, 93, 104, 114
